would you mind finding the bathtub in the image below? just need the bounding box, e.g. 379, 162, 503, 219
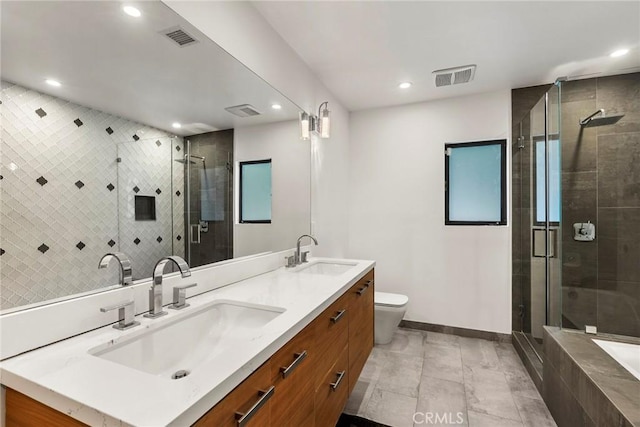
593, 339, 640, 381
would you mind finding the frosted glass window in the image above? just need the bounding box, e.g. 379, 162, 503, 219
445, 140, 506, 225
239, 160, 272, 223
535, 138, 560, 224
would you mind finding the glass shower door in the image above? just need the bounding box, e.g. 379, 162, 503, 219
518, 83, 562, 357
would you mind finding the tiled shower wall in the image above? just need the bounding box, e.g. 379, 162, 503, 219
560, 72, 640, 337
0, 81, 184, 310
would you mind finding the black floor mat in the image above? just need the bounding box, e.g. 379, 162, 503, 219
337, 413, 391, 427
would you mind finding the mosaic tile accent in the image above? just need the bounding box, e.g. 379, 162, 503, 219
0, 249, 5, 256
133, 238, 141, 245
156, 140, 162, 147
1, 81, 184, 309
74, 118, 83, 127
157, 236, 163, 243
133, 186, 140, 193
75, 180, 84, 189
176, 190, 181, 197
155, 188, 161, 195
132, 134, 140, 141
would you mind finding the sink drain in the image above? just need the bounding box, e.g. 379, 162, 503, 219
171, 369, 190, 380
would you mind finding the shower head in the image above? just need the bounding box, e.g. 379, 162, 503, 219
579, 109, 624, 127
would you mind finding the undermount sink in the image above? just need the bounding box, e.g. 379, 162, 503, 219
295, 261, 357, 275
89, 300, 285, 379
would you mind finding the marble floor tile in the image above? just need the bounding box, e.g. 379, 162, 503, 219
415, 377, 468, 426
422, 342, 464, 384
345, 329, 557, 427
467, 410, 524, 427
424, 331, 460, 348
376, 327, 425, 356
459, 337, 501, 371
376, 352, 424, 397
363, 387, 417, 427
512, 395, 556, 427
463, 365, 521, 422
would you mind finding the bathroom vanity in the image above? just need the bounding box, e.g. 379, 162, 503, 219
1, 258, 374, 426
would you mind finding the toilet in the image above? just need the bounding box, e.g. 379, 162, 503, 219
374, 291, 409, 345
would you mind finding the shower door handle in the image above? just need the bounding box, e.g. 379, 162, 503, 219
190, 224, 201, 244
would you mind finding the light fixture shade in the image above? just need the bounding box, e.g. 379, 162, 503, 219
319, 106, 331, 138
299, 111, 310, 140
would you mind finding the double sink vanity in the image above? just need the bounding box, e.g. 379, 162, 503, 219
1, 256, 375, 426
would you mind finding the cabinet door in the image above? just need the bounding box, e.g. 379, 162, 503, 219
6, 388, 87, 427
314, 345, 349, 427
313, 293, 349, 391
194, 361, 273, 427
348, 270, 374, 394
270, 324, 315, 426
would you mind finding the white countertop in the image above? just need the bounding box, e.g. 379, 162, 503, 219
0, 258, 374, 426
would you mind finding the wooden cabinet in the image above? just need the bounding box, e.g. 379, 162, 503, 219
194, 361, 273, 427
347, 270, 375, 394
6, 268, 375, 427
269, 324, 315, 427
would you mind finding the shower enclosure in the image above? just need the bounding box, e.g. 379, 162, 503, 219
513, 72, 640, 360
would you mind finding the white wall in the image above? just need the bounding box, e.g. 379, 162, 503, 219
164, 1, 350, 258
348, 90, 512, 334
234, 120, 311, 257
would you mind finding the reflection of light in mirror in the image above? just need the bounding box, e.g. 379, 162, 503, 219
271, 104, 282, 110
398, 82, 412, 89
45, 79, 61, 87
610, 48, 629, 58
8, 162, 18, 171
172, 122, 182, 129
122, 6, 141, 18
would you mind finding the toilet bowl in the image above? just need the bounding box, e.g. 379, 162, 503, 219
374, 291, 409, 345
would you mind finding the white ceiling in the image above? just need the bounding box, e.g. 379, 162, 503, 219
252, 1, 640, 111
0, 1, 300, 136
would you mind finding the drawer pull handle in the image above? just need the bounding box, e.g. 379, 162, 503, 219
357, 281, 372, 296
330, 370, 346, 391
235, 386, 275, 427
331, 309, 346, 323
280, 350, 307, 379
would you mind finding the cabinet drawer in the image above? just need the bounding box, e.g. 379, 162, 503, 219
194, 361, 273, 427
270, 325, 315, 426
313, 294, 349, 390
314, 345, 349, 427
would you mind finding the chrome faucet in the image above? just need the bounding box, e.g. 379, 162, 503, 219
144, 256, 191, 318
295, 234, 318, 265
98, 252, 133, 286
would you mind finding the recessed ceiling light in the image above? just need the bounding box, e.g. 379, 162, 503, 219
610, 48, 629, 58
271, 104, 282, 110
123, 6, 141, 18
172, 122, 181, 129
398, 82, 412, 89
45, 79, 61, 87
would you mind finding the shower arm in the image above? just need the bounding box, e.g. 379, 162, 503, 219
579, 109, 604, 126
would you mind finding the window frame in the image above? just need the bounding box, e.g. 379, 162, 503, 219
444, 139, 507, 226
239, 159, 272, 224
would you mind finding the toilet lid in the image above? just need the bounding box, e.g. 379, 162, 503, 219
375, 291, 408, 307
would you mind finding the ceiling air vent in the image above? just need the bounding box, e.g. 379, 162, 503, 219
433, 64, 476, 87
225, 104, 261, 118
160, 26, 198, 47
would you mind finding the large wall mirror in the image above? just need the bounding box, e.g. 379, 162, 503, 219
0, 1, 310, 312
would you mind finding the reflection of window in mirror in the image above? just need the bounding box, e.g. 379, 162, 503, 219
239, 160, 272, 223
533, 136, 561, 226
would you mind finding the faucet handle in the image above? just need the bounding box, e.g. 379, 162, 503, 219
100, 300, 140, 330
284, 255, 296, 268
170, 283, 198, 310
301, 251, 310, 263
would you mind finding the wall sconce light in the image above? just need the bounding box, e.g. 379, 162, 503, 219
299, 111, 311, 140
299, 101, 331, 140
